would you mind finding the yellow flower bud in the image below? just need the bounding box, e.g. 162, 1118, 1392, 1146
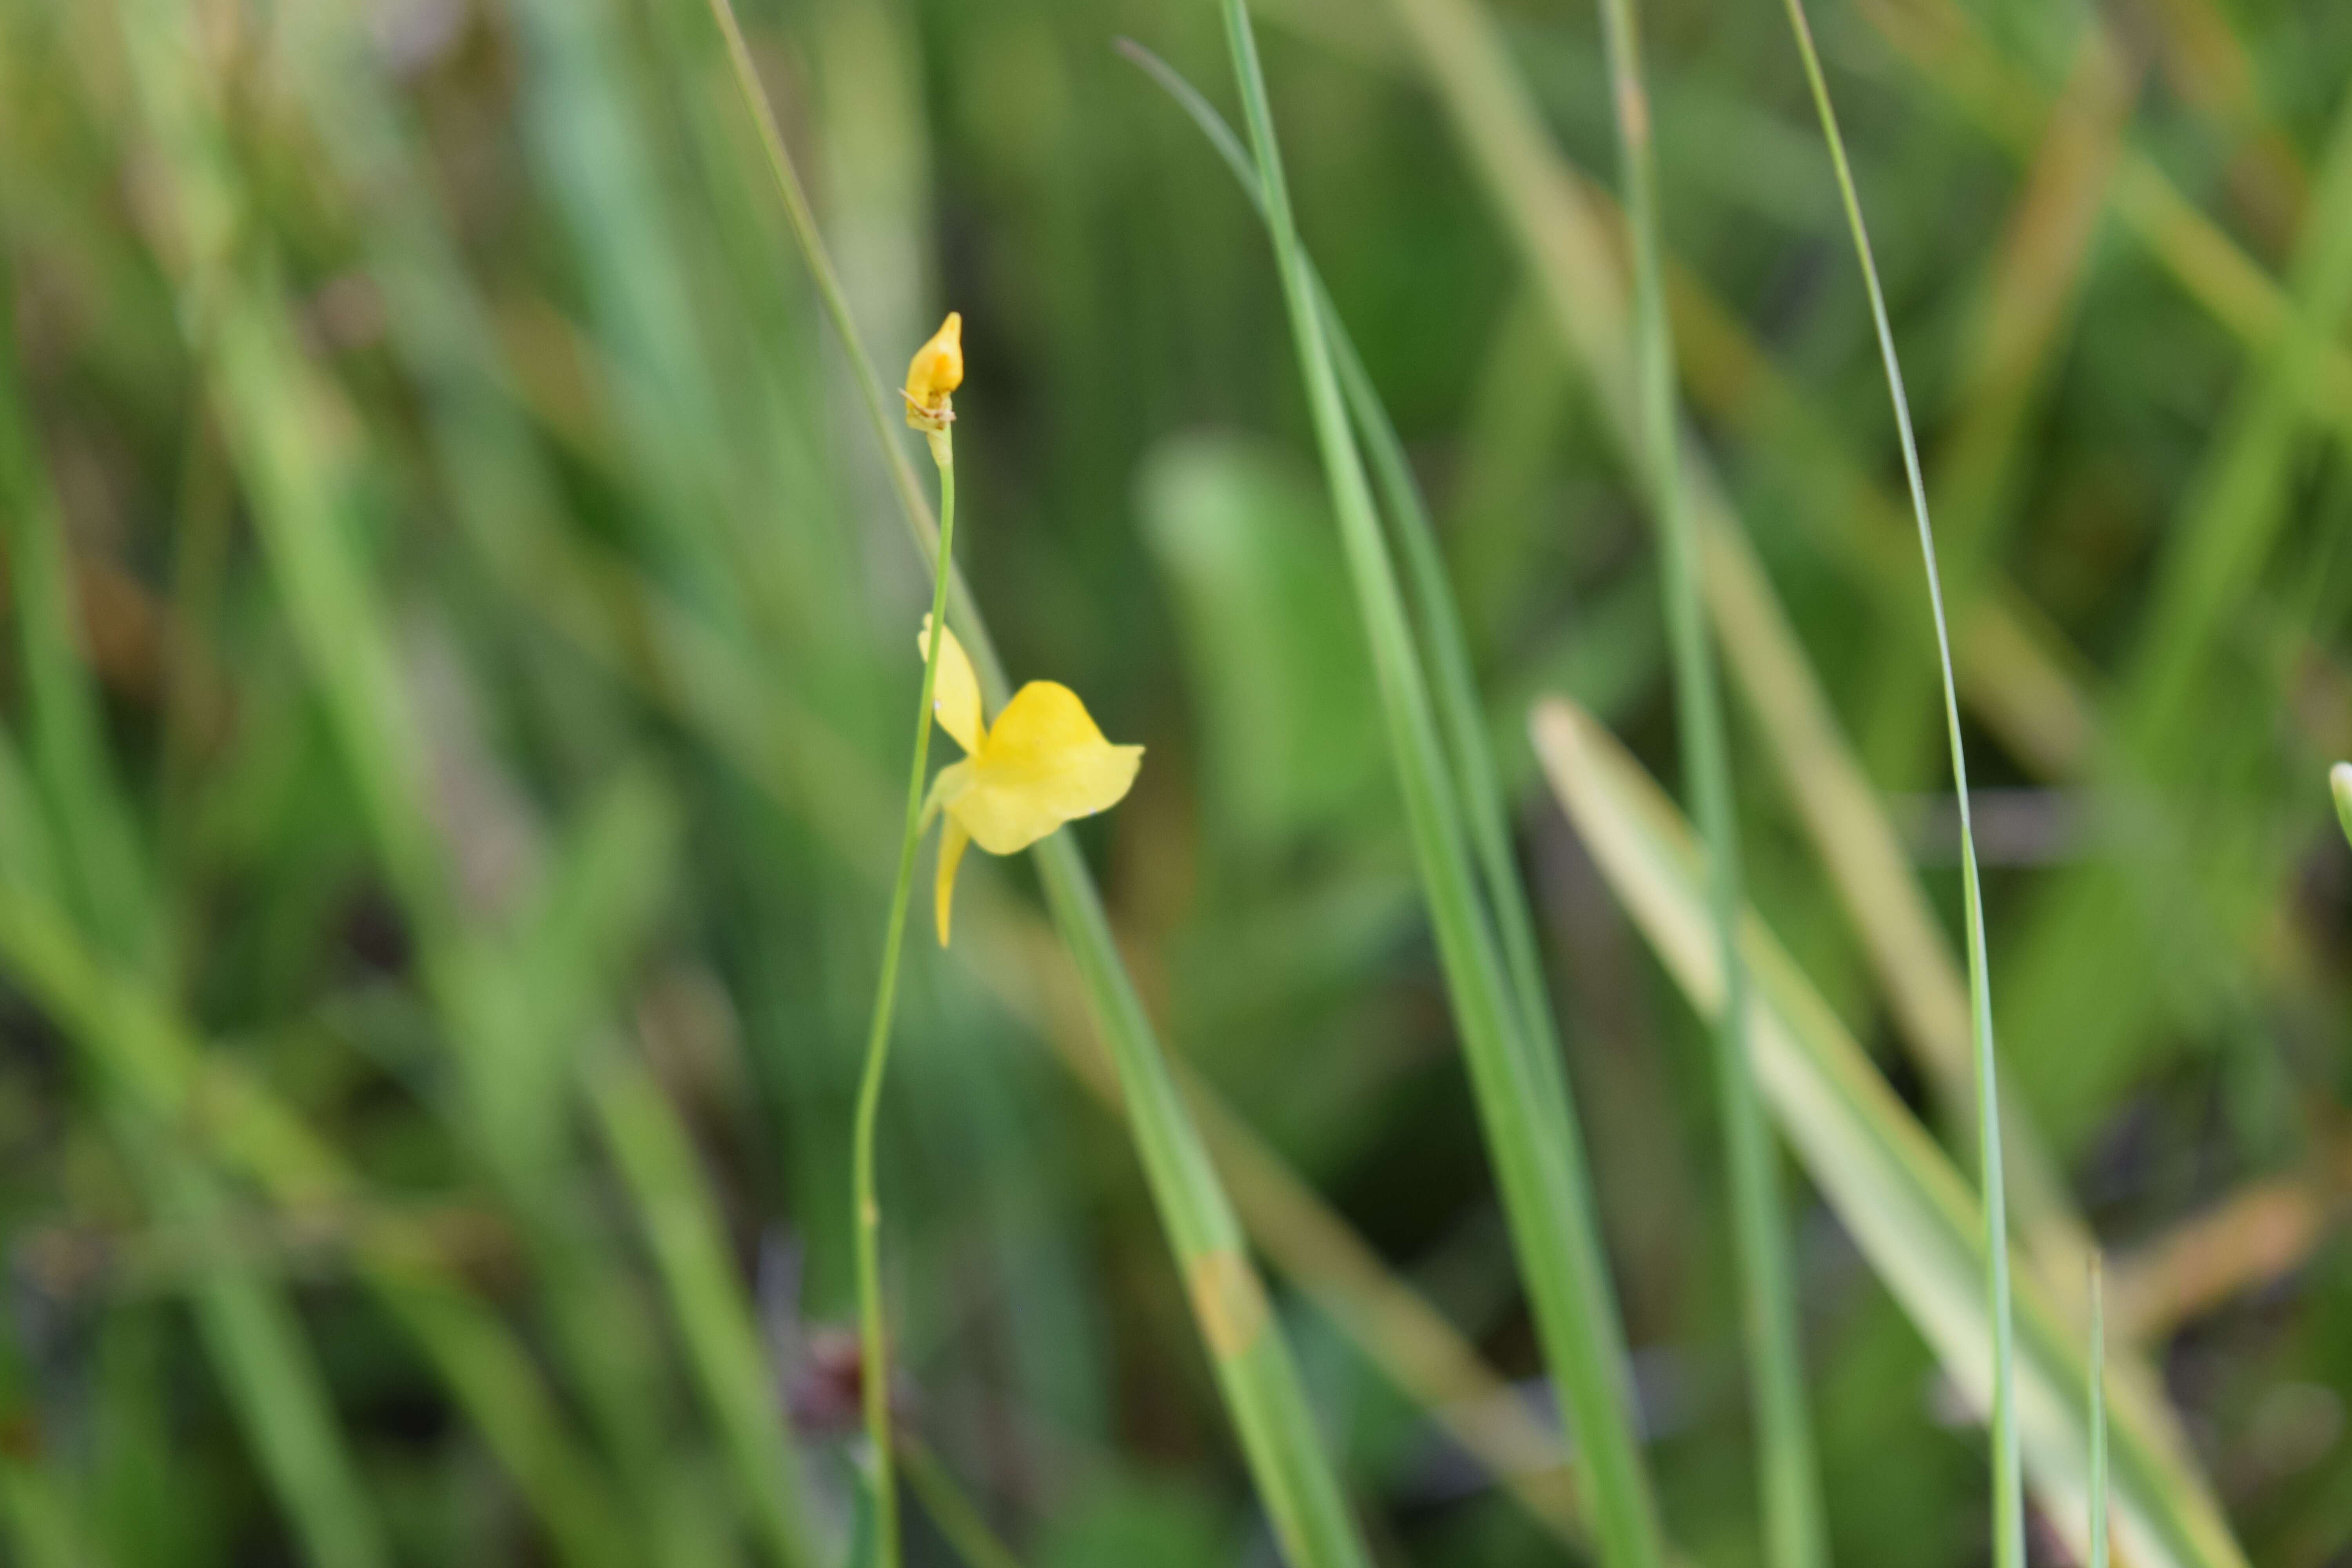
902, 311, 964, 430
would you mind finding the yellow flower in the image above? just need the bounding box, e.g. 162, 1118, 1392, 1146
902, 312, 964, 431
918, 616, 1142, 944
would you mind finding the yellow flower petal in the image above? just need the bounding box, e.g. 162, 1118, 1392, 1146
916, 615, 985, 754
903, 311, 963, 428
944, 681, 1143, 855
935, 813, 970, 946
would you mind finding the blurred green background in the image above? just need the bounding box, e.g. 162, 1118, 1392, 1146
1, 0, 2350, 1562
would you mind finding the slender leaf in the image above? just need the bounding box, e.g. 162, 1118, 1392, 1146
1587, 0, 1824, 1557
1219, 4, 1668, 1564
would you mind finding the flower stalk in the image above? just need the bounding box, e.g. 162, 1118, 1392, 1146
850, 314, 965, 1568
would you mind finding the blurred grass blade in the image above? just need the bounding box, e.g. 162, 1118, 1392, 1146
1764, 4, 2020, 1561
109, 2, 822, 1551
706, 7, 1376, 1563
1530, 697, 2250, 1568
899, 1436, 1025, 1568
1857, 0, 2352, 454
0, 337, 152, 969
701, 0, 993, 670
590, 1054, 820, 1568
0, 858, 636, 1568
143, 1156, 390, 1568
2333, 763, 2352, 848
1218, 4, 1668, 1565
2122, 86, 2352, 738
1030, 834, 1372, 1568
0, 1463, 92, 1568
1588, 0, 1824, 1557
2006, 74, 2352, 1156
1, 320, 388, 1568
1689, 448, 2096, 1286
2090, 1257, 2109, 1568
1664, 247, 2103, 784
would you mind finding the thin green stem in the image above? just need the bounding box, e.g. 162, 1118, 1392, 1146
1771, 4, 2020, 1564
2089, 1255, 2108, 1568
852, 435, 958, 1568
1589, 4, 1824, 1566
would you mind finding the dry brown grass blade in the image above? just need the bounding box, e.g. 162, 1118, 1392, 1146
2109, 1145, 2352, 1343
1530, 697, 2247, 1568
1855, 0, 2352, 444
1918, 34, 2137, 570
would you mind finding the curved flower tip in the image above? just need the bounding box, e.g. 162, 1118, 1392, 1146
917, 614, 983, 755
919, 617, 1142, 944
903, 311, 963, 431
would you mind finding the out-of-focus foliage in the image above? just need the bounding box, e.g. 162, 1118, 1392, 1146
0, 0, 2348, 1562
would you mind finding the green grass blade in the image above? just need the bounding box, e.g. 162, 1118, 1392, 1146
1, 298, 389, 1568
1764, 4, 2019, 1561
589, 1054, 818, 1568
500, 0, 741, 616
704, 8, 1374, 1563
0, 1461, 97, 1568
2090, 1256, 2109, 1568
1146, 16, 1814, 1557
1037, 828, 1374, 1564
142, 1154, 390, 1568
701, 0, 1001, 690
108, 3, 763, 1542
0, 865, 635, 1568
2333, 763, 2352, 848
0, 341, 152, 971
1114, 36, 1564, 1110
0, 755, 373, 1568
203, 280, 679, 1523
1588, 0, 1824, 1561
1531, 697, 2250, 1568
266, 36, 816, 1553
1218, 5, 1667, 1565
1031, 832, 1372, 1568
899, 1436, 1025, 1568
76, 12, 684, 1508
